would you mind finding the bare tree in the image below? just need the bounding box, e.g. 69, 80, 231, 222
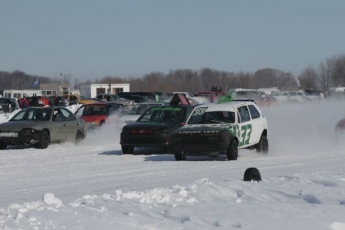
298, 67, 318, 89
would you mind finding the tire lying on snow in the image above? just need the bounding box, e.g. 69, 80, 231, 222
243, 167, 261, 182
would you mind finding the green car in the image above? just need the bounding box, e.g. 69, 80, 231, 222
0, 106, 87, 149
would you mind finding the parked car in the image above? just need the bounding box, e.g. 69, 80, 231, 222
0, 97, 19, 112
115, 102, 164, 129
64, 94, 97, 105
74, 101, 123, 130
117, 92, 160, 101
304, 89, 325, 100
169, 100, 269, 161
95, 94, 135, 107
120, 94, 195, 154
0, 103, 10, 114
0, 106, 86, 150
118, 94, 157, 104
288, 91, 308, 102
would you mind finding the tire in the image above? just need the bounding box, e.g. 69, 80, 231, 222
226, 139, 238, 161
0, 140, 7, 150
100, 121, 105, 127
256, 134, 269, 153
75, 131, 85, 144
244, 167, 262, 182
121, 145, 134, 154
36, 130, 50, 149
174, 152, 186, 161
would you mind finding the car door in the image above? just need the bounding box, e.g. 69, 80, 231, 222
51, 108, 68, 142
247, 104, 264, 144
237, 105, 253, 147
59, 108, 79, 141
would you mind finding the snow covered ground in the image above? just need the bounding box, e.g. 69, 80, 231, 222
1, 101, 345, 230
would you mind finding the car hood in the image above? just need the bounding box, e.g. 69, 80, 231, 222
0, 121, 42, 132
173, 124, 238, 136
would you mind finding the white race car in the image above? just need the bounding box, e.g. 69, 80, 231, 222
170, 100, 269, 161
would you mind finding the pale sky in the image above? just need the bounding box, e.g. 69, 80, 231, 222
1, 0, 345, 81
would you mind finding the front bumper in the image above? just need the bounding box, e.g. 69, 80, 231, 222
0, 130, 42, 145
120, 133, 170, 147
170, 133, 231, 155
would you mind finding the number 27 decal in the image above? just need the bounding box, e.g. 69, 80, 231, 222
239, 124, 252, 146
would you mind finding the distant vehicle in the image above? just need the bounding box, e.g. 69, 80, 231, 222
120, 94, 195, 154
154, 92, 173, 103
170, 100, 269, 161
117, 94, 157, 104
0, 106, 86, 150
288, 91, 308, 102
74, 101, 123, 130
115, 102, 164, 129
196, 91, 226, 103
0, 103, 10, 114
172, 92, 208, 104
303, 89, 324, 100
0, 97, 19, 112
118, 92, 159, 101
95, 94, 135, 107
64, 94, 96, 105
258, 88, 291, 104
328, 87, 345, 100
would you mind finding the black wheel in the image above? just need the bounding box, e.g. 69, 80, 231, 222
121, 145, 134, 154
0, 140, 7, 150
100, 121, 105, 127
174, 152, 186, 161
244, 167, 262, 182
256, 134, 268, 153
226, 139, 238, 161
36, 130, 50, 149
75, 131, 85, 144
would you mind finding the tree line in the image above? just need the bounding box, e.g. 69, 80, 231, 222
1, 53, 345, 94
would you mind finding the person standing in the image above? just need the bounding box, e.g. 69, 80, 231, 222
19, 96, 30, 109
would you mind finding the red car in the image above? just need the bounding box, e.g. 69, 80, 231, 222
74, 102, 123, 130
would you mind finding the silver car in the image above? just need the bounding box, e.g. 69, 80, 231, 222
0, 106, 86, 149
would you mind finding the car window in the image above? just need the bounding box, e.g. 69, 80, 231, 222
74, 106, 85, 117
248, 104, 260, 119
60, 108, 77, 121
238, 106, 250, 123
53, 109, 65, 122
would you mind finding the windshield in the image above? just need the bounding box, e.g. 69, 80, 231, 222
138, 106, 185, 122
10, 108, 52, 121
187, 107, 235, 124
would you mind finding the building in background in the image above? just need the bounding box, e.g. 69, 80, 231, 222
39, 83, 71, 97
2, 89, 43, 99
79, 83, 130, 99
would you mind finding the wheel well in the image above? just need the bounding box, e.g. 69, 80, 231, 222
262, 129, 268, 136
43, 128, 50, 137
228, 136, 238, 146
